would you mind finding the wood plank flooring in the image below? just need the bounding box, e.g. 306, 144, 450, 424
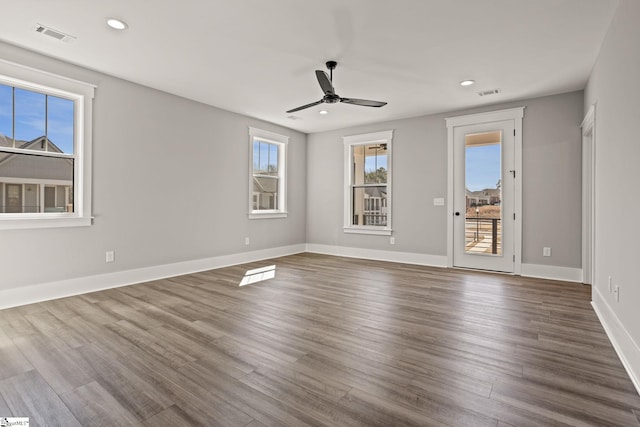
1, 253, 639, 426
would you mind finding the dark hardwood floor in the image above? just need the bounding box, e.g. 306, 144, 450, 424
1, 253, 639, 426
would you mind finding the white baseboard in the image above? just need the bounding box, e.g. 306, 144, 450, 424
0, 244, 306, 310
591, 286, 640, 395
305, 243, 448, 268
0, 244, 589, 310
521, 263, 583, 282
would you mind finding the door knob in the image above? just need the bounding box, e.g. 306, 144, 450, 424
455, 212, 460, 216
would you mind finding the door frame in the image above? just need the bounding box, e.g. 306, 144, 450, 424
581, 104, 596, 284
446, 107, 525, 274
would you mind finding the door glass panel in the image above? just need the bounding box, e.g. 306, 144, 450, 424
464, 131, 502, 255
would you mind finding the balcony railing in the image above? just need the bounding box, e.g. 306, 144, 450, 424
353, 213, 388, 226
1, 205, 70, 213
465, 217, 501, 255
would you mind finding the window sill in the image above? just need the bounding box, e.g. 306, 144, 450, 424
343, 227, 392, 236
0, 216, 92, 230
248, 212, 288, 220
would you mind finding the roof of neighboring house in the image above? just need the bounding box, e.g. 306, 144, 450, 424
1, 135, 64, 151
253, 176, 277, 193
0, 135, 66, 165
0, 135, 73, 182
466, 188, 500, 197
365, 187, 387, 198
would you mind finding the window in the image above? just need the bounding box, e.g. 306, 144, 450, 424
0, 59, 94, 229
249, 127, 288, 219
344, 130, 393, 235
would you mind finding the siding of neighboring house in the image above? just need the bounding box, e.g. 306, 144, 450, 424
0, 136, 73, 212
466, 188, 500, 208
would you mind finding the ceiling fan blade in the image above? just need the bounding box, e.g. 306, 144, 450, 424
315, 70, 335, 95
340, 97, 387, 107
286, 99, 325, 113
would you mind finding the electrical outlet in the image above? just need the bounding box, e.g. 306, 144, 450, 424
608, 276, 613, 293
543, 247, 551, 257
105, 250, 115, 263
613, 285, 620, 302
390, 236, 395, 245
245, 237, 250, 245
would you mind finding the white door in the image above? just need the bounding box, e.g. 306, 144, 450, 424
453, 120, 515, 272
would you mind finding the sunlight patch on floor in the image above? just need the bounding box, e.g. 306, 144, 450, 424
239, 265, 276, 286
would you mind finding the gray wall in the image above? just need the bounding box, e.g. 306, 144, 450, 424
585, 0, 640, 364
307, 91, 584, 268
0, 41, 307, 290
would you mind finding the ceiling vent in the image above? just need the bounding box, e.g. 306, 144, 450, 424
34, 24, 76, 43
477, 88, 501, 97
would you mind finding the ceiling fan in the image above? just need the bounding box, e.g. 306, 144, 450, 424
286, 61, 387, 113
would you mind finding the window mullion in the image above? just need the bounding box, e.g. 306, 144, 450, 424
44, 94, 48, 152
11, 86, 15, 148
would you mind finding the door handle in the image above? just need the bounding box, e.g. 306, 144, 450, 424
455, 212, 460, 216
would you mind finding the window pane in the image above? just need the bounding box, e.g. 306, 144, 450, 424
252, 176, 278, 210
353, 143, 387, 185
352, 186, 387, 226
14, 88, 46, 150
0, 84, 12, 146
47, 95, 74, 154
464, 131, 502, 255
259, 142, 269, 173
252, 141, 260, 173
0, 152, 74, 213
254, 140, 279, 176
268, 143, 278, 176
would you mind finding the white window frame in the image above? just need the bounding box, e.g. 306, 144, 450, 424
343, 130, 393, 236
248, 127, 288, 219
0, 59, 95, 230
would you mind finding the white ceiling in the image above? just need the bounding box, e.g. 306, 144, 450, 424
1, 0, 618, 134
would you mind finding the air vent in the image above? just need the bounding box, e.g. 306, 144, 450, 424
477, 88, 501, 97
35, 24, 76, 43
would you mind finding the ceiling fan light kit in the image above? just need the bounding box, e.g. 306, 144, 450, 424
286, 61, 387, 114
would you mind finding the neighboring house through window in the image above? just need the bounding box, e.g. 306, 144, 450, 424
249, 127, 288, 219
344, 130, 393, 235
0, 60, 94, 229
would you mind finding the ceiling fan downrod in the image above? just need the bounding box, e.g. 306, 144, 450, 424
326, 61, 337, 82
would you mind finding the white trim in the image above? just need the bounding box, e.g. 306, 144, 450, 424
0, 60, 94, 230
0, 246, 599, 313
248, 212, 287, 219
581, 103, 596, 129
343, 227, 392, 236
343, 130, 393, 235
445, 107, 525, 128
581, 104, 596, 285
305, 243, 448, 268
343, 130, 393, 145
445, 107, 524, 274
0, 58, 97, 90
248, 127, 288, 218
520, 263, 583, 282
592, 287, 640, 395
0, 243, 306, 310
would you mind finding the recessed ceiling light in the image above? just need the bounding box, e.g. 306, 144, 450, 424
106, 18, 128, 30
460, 80, 475, 87
319, 110, 328, 115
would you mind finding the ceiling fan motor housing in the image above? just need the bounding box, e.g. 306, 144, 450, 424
324, 94, 340, 103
